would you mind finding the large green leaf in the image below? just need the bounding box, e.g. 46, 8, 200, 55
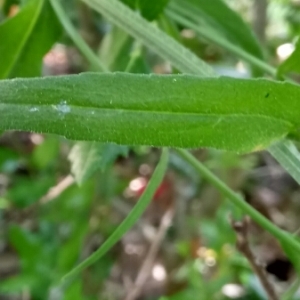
1, 73, 300, 153
69, 142, 128, 185
0, 0, 61, 79
168, 0, 263, 59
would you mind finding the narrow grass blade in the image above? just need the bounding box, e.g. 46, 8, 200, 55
81, 0, 215, 76
175, 148, 300, 253
63, 148, 169, 280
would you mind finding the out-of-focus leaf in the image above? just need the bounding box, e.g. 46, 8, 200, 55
0, 147, 19, 172
0, 0, 61, 79
120, 0, 169, 20
63, 280, 85, 300
138, 0, 169, 21
32, 135, 59, 169
6, 175, 54, 207
120, 0, 136, 9
280, 234, 300, 276
168, 0, 263, 59
269, 140, 300, 185
49, 0, 107, 72
1, 73, 300, 153
0, 275, 34, 293
69, 142, 128, 185
277, 37, 300, 76
99, 26, 133, 71
2, 0, 19, 15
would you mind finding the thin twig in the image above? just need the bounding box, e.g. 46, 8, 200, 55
124, 208, 174, 300
231, 217, 279, 300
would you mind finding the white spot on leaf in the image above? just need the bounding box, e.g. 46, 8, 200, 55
53, 100, 71, 114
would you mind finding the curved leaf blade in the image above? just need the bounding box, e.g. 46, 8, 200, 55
82, 0, 215, 76
63, 148, 169, 280
0, 0, 61, 79
0, 73, 300, 153
168, 0, 263, 59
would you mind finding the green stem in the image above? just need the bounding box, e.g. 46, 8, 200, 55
175, 149, 300, 252
50, 0, 108, 72
63, 148, 169, 281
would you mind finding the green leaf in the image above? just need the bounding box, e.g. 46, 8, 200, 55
168, 0, 263, 59
277, 37, 300, 77
63, 148, 169, 280
120, 0, 169, 21
82, 0, 215, 76
2, 0, 19, 16
1, 73, 300, 153
99, 26, 133, 71
69, 142, 128, 185
49, 0, 107, 72
166, 8, 276, 77
280, 236, 300, 276
269, 140, 300, 185
0, 0, 61, 79
78, 0, 295, 172
120, 0, 136, 9
138, 0, 170, 21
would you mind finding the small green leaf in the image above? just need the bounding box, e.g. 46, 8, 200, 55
277, 37, 300, 77
69, 142, 128, 185
0, 0, 61, 79
1, 73, 300, 153
63, 148, 169, 280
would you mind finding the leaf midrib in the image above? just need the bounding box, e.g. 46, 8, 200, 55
0, 102, 294, 127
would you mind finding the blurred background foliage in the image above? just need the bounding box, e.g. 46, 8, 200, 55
0, 0, 300, 299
